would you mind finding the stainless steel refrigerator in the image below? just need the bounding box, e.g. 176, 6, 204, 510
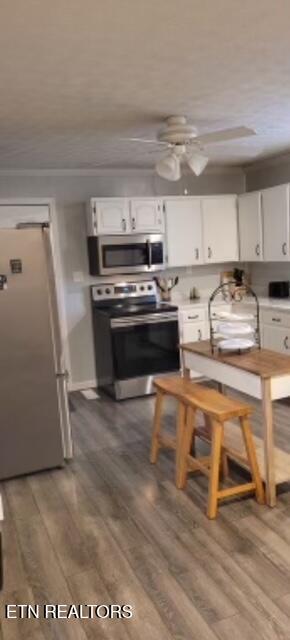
0, 225, 72, 479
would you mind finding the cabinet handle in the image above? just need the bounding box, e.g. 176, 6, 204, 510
198, 329, 202, 341
131, 217, 136, 231
272, 317, 281, 322
208, 247, 212, 259
195, 248, 199, 260
122, 218, 126, 231
284, 336, 289, 349
188, 315, 199, 320
282, 242, 287, 256
255, 244, 260, 256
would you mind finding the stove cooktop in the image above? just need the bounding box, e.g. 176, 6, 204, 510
98, 301, 178, 318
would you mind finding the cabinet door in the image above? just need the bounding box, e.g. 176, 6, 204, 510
180, 321, 206, 378
165, 199, 203, 267
202, 196, 238, 263
130, 199, 164, 233
262, 185, 290, 261
263, 325, 290, 354
238, 192, 263, 261
93, 199, 130, 234
181, 322, 205, 343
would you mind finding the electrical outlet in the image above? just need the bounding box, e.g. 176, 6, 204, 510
73, 271, 84, 283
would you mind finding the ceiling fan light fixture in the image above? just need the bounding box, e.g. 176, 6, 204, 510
155, 153, 181, 181
186, 151, 209, 176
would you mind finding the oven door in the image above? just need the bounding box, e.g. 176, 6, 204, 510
99, 234, 164, 275
110, 312, 180, 380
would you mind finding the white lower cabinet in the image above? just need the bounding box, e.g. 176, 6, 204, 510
263, 325, 290, 354
178, 307, 207, 378
182, 321, 207, 344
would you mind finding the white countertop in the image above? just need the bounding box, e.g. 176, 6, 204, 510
171, 292, 290, 313
236, 297, 290, 312
171, 293, 230, 309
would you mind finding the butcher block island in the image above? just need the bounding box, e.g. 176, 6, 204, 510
180, 339, 290, 507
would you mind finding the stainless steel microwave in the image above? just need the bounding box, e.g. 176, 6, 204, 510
87, 233, 165, 276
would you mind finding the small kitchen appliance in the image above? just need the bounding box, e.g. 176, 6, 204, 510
90, 279, 180, 399
0, 226, 72, 480
268, 281, 290, 299
87, 233, 165, 276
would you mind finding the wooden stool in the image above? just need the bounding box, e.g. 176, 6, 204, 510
176, 383, 265, 519
150, 375, 199, 486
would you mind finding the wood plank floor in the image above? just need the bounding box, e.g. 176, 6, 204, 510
2, 388, 290, 639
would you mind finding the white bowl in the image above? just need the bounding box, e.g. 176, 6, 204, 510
218, 338, 255, 352
217, 322, 254, 337
216, 311, 255, 322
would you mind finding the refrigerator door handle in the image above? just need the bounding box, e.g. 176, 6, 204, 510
56, 370, 69, 379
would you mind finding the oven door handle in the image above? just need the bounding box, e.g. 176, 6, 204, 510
111, 311, 178, 328
146, 240, 152, 269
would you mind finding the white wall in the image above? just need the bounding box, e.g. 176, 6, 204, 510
0, 169, 245, 388
246, 156, 290, 192
249, 262, 290, 297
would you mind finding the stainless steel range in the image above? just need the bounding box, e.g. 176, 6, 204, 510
91, 279, 180, 399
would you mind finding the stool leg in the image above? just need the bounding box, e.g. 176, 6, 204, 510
150, 390, 164, 463
175, 402, 187, 487
207, 419, 223, 519
221, 448, 229, 479
240, 416, 265, 505
176, 407, 196, 489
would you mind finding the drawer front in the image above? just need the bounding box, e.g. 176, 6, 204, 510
262, 309, 290, 328
263, 325, 290, 354
180, 308, 206, 323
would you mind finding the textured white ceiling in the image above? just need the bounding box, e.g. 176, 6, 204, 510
1, 0, 290, 169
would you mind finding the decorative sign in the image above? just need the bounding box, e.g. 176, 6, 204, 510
10, 259, 22, 274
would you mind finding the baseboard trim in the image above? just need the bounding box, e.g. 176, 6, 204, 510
68, 379, 97, 392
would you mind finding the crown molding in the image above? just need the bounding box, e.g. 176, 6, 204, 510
0, 164, 244, 177
244, 150, 290, 173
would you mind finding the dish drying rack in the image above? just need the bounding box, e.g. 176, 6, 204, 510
208, 281, 261, 354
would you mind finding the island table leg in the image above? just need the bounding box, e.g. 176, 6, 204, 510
262, 378, 276, 507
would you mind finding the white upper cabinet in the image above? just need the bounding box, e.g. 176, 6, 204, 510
88, 199, 130, 235
262, 184, 290, 261
87, 198, 163, 235
202, 196, 238, 263
238, 192, 263, 261
130, 199, 164, 233
165, 198, 203, 267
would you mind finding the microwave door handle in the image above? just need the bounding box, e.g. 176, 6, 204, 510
146, 240, 152, 268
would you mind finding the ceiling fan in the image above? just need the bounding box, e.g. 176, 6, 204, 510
123, 116, 256, 181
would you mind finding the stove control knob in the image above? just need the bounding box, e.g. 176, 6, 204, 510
140, 285, 144, 291
105, 288, 111, 294
148, 284, 153, 290
97, 288, 103, 295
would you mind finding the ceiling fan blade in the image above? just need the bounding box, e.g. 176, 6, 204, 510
119, 137, 168, 145
195, 126, 256, 146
